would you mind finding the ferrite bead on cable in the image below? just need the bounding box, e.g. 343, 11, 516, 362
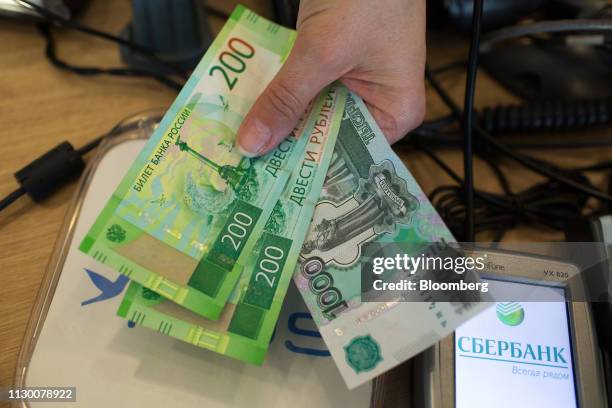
14, 141, 85, 202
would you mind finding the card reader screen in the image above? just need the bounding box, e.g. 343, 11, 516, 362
455, 279, 577, 408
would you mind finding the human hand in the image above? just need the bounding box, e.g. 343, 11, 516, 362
236, 0, 426, 157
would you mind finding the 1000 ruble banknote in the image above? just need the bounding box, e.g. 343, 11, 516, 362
294, 93, 489, 389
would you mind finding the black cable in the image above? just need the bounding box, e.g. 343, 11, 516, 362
75, 135, 105, 156
462, 0, 483, 242
480, 99, 612, 133
75, 112, 164, 157
420, 147, 591, 241
0, 187, 27, 213
574, 160, 612, 172
425, 68, 612, 204
404, 129, 612, 150
205, 5, 231, 20
0, 111, 168, 213
38, 24, 184, 91
480, 155, 512, 196
430, 59, 467, 75
418, 114, 456, 131
419, 146, 511, 209
16, 0, 189, 79
415, 99, 612, 137
501, 140, 612, 149
415, 84, 612, 151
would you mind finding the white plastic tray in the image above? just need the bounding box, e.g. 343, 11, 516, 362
14, 111, 377, 408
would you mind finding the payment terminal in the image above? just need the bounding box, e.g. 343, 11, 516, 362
414, 249, 608, 408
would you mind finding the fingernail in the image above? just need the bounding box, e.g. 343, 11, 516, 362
236, 118, 271, 157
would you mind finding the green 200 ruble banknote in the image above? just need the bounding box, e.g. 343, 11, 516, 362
79, 6, 313, 320
116, 85, 347, 364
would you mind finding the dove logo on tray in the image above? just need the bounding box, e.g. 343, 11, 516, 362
81, 268, 130, 306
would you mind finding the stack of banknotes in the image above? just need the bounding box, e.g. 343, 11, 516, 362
79, 5, 485, 389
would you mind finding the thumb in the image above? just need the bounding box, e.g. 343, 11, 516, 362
236, 44, 335, 157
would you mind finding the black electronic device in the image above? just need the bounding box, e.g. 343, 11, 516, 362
480, 41, 612, 101
414, 249, 608, 408
271, 0, 299, 28
427, 0, 612, 101
0, 0, 87, 20
120, 0, 213, 75
428, 0, 546, 31
566, 215, 612, 406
